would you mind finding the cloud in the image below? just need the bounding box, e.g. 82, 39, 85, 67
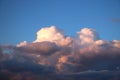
17, 41, 27, 47
34, 26, 64, 42
0, 26, 120, 80
77, 28, 100, 45
34, 26, 73, 46
0, 46, 3, 58
110, 18, 120, 23
17, 41, 60, 56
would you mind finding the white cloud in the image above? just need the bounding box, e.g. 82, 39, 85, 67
34, 26, 73, 46
77, 28, 100, 45
34, 26, 64, 42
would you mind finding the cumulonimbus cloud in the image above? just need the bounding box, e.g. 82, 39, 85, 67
1, 26, 120, 80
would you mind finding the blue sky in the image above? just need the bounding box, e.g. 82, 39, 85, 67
0, 0, 120, 44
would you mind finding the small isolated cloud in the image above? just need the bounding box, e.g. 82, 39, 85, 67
110, 18, 120, 23
0, 26, 120, 80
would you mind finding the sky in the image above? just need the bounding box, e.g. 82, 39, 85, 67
0, 0, 120, 79
0, 0, 120, 44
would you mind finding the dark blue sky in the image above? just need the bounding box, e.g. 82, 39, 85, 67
0, 0, 120, 44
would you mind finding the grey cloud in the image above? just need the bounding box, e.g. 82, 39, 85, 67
17, 41, 60, 56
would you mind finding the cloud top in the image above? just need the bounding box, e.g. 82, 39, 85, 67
34, 26, 64, 42
77, 28, 100, 45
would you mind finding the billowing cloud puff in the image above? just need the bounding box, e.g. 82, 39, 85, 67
95, 40, 107, 45
34, 26, 73, 46
77, 28, 100, 45
112, 40, 120, 48
17, 41, 27, 47
1, 26, 120, 80
34, 26, 64, 42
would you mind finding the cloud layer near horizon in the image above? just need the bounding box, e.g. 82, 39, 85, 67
0, 26, 120, 80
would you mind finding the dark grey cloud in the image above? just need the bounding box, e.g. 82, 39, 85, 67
17, 41, 60, 56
